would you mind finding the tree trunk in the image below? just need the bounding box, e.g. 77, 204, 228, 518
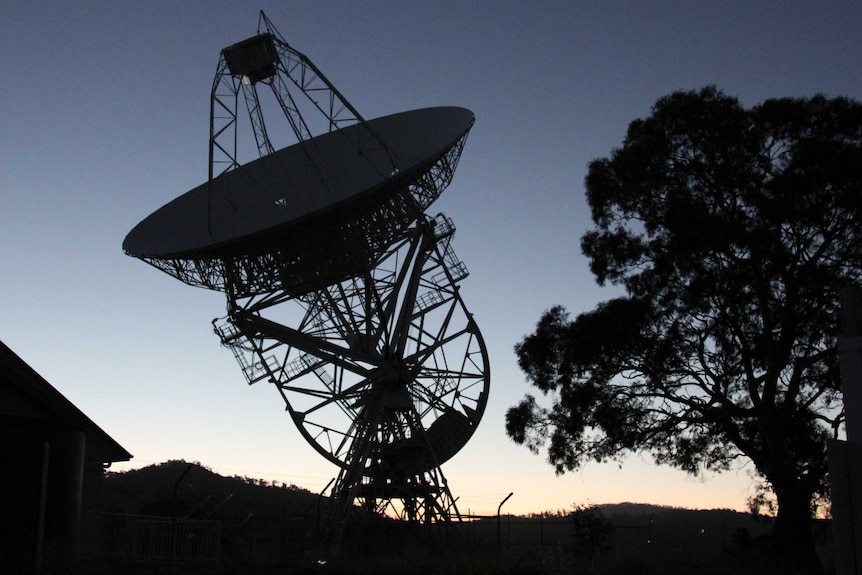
771, 482, 820, 572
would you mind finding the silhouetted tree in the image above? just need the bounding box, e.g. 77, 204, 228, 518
569, 503, 614, 564
506, 87, 862, 570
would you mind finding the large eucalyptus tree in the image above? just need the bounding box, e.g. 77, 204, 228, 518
507, 87, 862, 568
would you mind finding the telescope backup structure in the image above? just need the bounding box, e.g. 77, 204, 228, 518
124, 12, 489, 533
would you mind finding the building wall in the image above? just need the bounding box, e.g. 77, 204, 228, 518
0, 416, 85, 573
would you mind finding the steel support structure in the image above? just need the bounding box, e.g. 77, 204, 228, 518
138, 11, 489, 545
209, 11, 395, 181
214, 214, 488, 535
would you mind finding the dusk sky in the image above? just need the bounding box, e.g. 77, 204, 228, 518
3, 2, 860, 516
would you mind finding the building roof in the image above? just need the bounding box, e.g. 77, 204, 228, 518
0, 339, 132, 465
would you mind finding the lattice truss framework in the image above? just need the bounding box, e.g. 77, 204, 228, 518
213, 214, 488, 522
209, 11, 394, 180
336, 409, 461, 525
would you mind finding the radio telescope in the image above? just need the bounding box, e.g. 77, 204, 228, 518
124, 12, 489, 530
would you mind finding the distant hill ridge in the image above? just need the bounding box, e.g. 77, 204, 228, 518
103, 460, 320, 521
103, 460, 763, 525
99, 461, 810, 565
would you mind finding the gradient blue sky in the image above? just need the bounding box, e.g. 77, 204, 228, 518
3, 1, 860, 516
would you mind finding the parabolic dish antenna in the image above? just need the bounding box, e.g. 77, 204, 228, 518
124, 12, 489, 533
124, 107, 474, 297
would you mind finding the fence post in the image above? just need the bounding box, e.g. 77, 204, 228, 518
172, 463, 194, 566
497, 492, 513, 555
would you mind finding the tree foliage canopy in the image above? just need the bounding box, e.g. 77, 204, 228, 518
506, 87, 862, 565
